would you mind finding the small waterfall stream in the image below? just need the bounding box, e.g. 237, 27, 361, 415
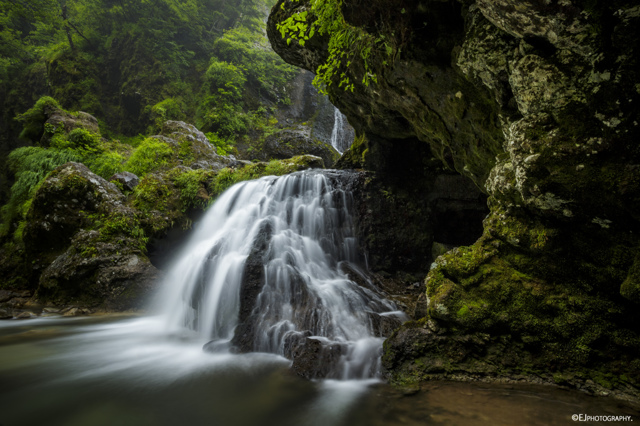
159, 170, 403, 379
330, 107, 350, 154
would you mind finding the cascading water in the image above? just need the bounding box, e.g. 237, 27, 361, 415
330, 107, 349, 154
159, 170, 404, 379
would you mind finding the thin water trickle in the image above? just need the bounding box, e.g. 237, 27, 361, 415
157, 169, 403, 379
330, 107, 349, 154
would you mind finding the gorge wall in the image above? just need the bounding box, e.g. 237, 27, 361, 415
267, 0, 640, 396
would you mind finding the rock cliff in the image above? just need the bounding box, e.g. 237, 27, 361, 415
268, 0, 640, 396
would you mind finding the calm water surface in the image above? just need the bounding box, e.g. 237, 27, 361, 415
0, 316, 637, 426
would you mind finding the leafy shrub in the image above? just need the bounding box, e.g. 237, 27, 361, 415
15, 96, 62, 142
51, 128, 102, 154
146, 97, 187, 133
0, 147, 81, 237
204, 60, 246, 100
205, 132, 235, 156
85, 152, 126, 179
125, 137, 174, 177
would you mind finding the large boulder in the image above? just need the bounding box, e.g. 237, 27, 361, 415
41, 109, 101, 146
151, 120, 237, 171
23, 162, 159, 310
23, 162, 124, 257
258, 127, 339, 167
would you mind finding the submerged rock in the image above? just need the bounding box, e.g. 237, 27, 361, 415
285, 334, 346, 380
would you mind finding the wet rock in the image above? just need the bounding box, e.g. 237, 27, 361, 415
261, 128, 338, 168
0, 309, 12, 319
0, 290, 31, 303
285, 334, 346, 379
15, 311, 33, 319
39, 230, 160, 311
230, 221, 272, 352
5, 298, 29, 309
109, 171, 140, 191
368, 312, 403, 338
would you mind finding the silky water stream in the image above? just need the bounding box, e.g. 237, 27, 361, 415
0, 170, 638, 426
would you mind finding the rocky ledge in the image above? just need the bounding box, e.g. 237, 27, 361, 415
268, 0, 640, 396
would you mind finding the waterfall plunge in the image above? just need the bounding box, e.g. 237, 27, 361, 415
159, 170, 403, 380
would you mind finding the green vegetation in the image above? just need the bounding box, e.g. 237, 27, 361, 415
0, 146, 81, 239
124, 138, 173, 177
276, 0, 406, 93
0, 0, 298, 210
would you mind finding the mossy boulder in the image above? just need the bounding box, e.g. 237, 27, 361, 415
255, 127, 339, 167
41, 109, 101, 147
23, 162, 125, 258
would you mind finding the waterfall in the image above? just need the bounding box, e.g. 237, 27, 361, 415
330, 107, 348, 154
159, 170, 403, 380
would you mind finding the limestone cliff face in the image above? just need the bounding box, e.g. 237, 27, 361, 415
268, 0, 640, 394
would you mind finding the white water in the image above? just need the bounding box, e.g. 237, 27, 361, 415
158, 170, 403, 379
330, 107, 349, 154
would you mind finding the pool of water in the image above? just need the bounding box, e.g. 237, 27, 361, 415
0, 316, 638, 426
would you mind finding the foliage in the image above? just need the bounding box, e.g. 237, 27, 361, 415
84, 151, 125, 179
145, 97, 187, 134
211, 156, 320, 196
0, 147, 81, 237
276, 0, 400, 93
124, 137, 174, 177
14, 96, 61, 141
212, 26, 297, 100
170, 168, 216, 211
205, 132, 235, 157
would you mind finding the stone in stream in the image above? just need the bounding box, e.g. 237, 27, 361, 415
284, 332, 346, 380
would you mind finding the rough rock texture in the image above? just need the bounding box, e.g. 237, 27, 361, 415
342, 137, 488, 276
41, 109, 101, 146
109, 171, 140, 191
22, 162, 159, 309
23, 162, 125, 258
258, 127, 340, 167
154, 120, 235, 171
268, 0, 640, 394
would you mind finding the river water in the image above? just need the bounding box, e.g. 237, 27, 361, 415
0, 315, 638, 426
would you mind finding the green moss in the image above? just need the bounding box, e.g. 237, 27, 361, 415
169, 168, 216, 211
15, 96, 62, 142
125, 138, 174, 177
132, 174, 174, 214
211, 156, 322, 196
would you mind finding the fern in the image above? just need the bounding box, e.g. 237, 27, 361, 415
1, 147, 81, 237
276, 0, 389, 94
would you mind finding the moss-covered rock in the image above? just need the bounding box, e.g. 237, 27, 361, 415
267, 0, 640, 395
257, 127, 339, 167
8, 152, 327, 311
